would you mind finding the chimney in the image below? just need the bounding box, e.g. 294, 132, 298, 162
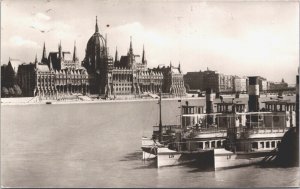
248, 76, 260, 112
206, 88, 214, 114
206, 88, 215, 125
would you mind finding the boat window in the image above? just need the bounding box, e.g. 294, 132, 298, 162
199, 142, 203, 149
260, 142, 264, 148
211, 141, 216, 148
205, 141, 209, 149
271, 141, 276, 148
252, 142, 258, 149
266, 141, 270, 148
217, 141, 222, 148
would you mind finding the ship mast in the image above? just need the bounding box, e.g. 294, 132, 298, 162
159, 90, 163, 143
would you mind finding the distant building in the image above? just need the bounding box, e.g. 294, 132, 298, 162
17, 63, 36, 97
203, 70, 219, 93
152, 63, 186, 96
233, 76, 248, 93
269, 78, 288, 91
258, 77, 269, 92
17, 42, 89, 99
4, 17, 187, 98
183, 71, 205, 91
82, 17, 184, 97
1, 61, 17, 89
203, 70, 234, 94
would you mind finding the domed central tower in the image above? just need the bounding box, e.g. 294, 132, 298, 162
83, 16, 108, 95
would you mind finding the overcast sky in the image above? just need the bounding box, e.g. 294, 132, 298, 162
1, 0, 299, 84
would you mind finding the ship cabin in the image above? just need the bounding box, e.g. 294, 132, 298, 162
176, 104, 227, 152
215, 101, 247, 128
181, 105, 205, 129
226, 100, 296, 153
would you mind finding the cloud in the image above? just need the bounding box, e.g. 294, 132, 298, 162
35, 12, 51, 21
9, 36, 39, 48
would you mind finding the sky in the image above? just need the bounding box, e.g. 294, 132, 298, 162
1, 0, 299, 84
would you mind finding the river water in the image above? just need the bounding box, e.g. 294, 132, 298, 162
1, 98, 299, 187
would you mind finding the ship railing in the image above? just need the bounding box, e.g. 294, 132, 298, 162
241, 127, 288, 135
184, 128, 227, 139
167, 140, 225, 152
227, 126, 288, 136
153, 125, 181, 133
188, 127, 227, 134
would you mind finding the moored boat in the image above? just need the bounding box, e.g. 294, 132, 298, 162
141, 90, 230, 168
213, 76, 296, 170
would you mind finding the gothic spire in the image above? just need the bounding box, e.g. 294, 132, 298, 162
58, 40, 62, 59
129, 36, 133, 53
73, 41, 78, 62
49, 55, 53, 70
42, 42, 47, 59
115, 46, 118, 62
178, 62, 181, 72
170, 61, 172, 68
95, 16, 99, 33
142, 44, 146, 64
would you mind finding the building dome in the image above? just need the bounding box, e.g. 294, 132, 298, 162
83, 16, 107, 73
86, 31, 106, 55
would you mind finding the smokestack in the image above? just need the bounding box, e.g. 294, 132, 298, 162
206, 88, 215, 125
248, 76, 260, 112
206, 88, 214, 114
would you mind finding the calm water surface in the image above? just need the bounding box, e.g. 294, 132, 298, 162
1, 98, 299, 187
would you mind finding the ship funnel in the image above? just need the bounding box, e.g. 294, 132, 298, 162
206, 88, 215, 125
206, 88, 215, 114
248, 76, 260, 112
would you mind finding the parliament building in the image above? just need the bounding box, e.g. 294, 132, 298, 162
15, 17, 186, 99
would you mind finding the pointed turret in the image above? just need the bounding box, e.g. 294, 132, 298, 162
178, 62, 181, 72
95, 16, 99, 33
49, 56, 53, 70
35, 53, 38, 64
41, 42, 47, 64
58, 40, 62, 59
73, 41, 78, 62
115, 46, 118, 62
170, 61, 172, 68
142, 45, 146, 64
129, 36, 133, 54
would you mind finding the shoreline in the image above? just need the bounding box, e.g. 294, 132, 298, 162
1, 93, 288, 106
1, 96, 208, 106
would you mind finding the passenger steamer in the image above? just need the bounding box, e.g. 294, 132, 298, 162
142, 89, 233, 168
141, 77, 296, 170
213, 77, 296, 170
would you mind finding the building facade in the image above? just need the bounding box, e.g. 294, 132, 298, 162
82, 17, 185, 97
269, 79, 288, 91
202, 70, 234, 94
233, 76, 248, 93
17, 42, 89, 99
183, 71, 205, 91
258, 77, 269, 92
5, 17, 186, 99
152, 63, 186, 96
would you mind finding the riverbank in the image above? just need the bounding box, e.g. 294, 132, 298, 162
1, 96, 206, 106
1, 93, 292, 106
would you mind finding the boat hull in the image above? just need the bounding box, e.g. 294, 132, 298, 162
157, 147, 214, 168
142, 146, 157, 160
213, 149, 274, 170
